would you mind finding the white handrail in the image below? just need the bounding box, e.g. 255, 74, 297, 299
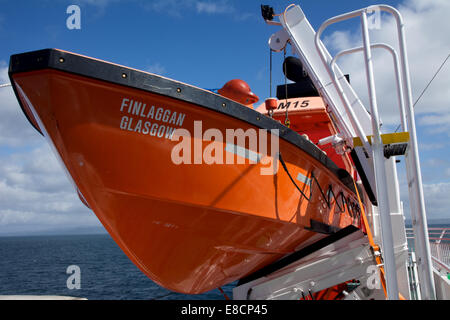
314, 5, 400, 300
331, 43, 407, 132
277, 3, 435, 299
431, 256, 450, 273
314, 8, 374, 153
312, 4, 435, 300
280, 5, 373, 148
375, 5, 435, 301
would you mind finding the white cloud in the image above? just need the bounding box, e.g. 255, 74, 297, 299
399, 180, 450, 221
142, 0, 249, 19
64, 0, 253, 21
0, 147, 101, 234
196, 1, 232, 15
324, 0, 450, 133
419, 142, 447, 151
397, 154, 450, 220
142, 0, 198, 17
419, 113, 450, 127
256, 66, 267, 81
321, 0, 450, 221
0, 143, 100, 234
324, 30, 358, 53
146, 62, 166, 75
0, 146, 71, 193
0, 64, 42, 147
72, 0, 120, 8
2, 0, 448, 236
422, 182, 450, 220
0, 62, 101, 235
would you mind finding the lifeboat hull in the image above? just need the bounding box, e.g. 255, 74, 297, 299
9, 49, 362, 294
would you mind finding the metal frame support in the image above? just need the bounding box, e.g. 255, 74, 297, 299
313, 4, 435, 300
360, 9, 399, 299
267, 3, 435, 299
385, 5, 436, 300
233, 229, 384, 300
330, 43, 408, 299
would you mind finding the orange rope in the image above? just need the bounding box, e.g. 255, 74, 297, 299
352, 179, 388, 298
353, 179, 407, 300
218, 287, 230, 300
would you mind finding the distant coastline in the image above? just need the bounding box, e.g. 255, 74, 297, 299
1, 218, 449, 238
0, 226, 107, 237
405, 218, 450, 227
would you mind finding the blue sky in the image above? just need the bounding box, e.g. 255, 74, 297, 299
0, 0, 449, 235
0, 0, 405, 97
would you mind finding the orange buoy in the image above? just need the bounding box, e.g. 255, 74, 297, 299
218, 79, 259, 106
265, 97, 278, 111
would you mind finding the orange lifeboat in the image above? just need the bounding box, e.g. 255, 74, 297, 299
9, 49, 363, 294
255, 97, 356, 175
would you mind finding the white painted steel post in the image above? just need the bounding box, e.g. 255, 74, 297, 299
360, 10, 399, 300
314, 12, 373, 153
279, 3, 435, 299
376, 5, 436, 300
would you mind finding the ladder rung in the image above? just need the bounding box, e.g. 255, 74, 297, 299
384, 143, 408, 158
353, 132, 410, 147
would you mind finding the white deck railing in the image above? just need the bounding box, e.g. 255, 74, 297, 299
406, 227, 450, 299
406, 227, 450, 267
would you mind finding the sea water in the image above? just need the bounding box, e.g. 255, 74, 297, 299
2, 225, 447, 300
0, 234, 235, 300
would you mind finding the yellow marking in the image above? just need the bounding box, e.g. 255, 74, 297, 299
353, 132, 410, 147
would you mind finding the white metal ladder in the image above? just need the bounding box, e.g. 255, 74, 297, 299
268, 4, 436, 300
